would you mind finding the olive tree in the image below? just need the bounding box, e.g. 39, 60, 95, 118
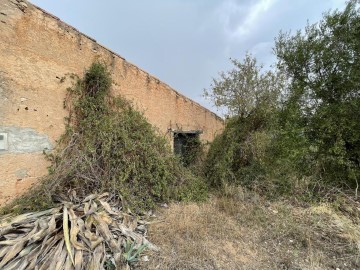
204, 53, 285, 118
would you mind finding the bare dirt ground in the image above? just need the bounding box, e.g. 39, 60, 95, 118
136, 188, 360, 270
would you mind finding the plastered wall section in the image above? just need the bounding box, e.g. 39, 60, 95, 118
0, 0, 224, 205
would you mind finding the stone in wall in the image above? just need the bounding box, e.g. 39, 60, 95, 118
0, 126, 52, 153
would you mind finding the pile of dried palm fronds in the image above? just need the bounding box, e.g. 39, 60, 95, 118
0, 193, 159, 269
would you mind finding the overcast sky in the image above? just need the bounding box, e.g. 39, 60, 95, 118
30, 0, 346, 113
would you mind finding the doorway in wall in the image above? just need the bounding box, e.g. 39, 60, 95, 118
173, 131, 201, 167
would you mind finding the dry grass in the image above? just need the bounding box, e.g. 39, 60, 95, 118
136, 202, 257, 270
136, 187, 360, 270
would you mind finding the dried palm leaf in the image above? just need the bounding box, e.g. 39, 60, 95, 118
63, 206, 75, 266
0, 193, 158, 269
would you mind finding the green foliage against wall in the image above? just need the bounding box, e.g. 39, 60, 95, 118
205, 113, 274, 192
3, 62, 207, 214
204, 53, 282, 193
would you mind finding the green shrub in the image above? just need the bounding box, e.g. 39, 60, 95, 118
205, 114, 272, 190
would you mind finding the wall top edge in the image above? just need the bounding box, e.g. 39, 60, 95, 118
22, 0, 223, 122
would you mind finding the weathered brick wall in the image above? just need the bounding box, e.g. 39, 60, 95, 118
0, 0, 224, 204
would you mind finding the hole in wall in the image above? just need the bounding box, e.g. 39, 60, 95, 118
173, 131, 202, 167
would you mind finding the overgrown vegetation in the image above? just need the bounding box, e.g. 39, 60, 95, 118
204, 1, 360, 200
2, 3, 359, 270
3, 62, 207, 214
275, 0, 360, 190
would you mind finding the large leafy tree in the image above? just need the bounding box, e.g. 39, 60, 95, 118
205, 1, 360, 197
275, 0, 360, 188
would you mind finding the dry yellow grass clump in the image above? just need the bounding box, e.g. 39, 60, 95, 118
137, 187, 360, 270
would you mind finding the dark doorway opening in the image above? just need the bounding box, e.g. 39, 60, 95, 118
173, 131, 201, 166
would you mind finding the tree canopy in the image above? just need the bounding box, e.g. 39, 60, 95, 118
204, 54, 285, 118
275, 0, 360, 188
205, 1, 360, 197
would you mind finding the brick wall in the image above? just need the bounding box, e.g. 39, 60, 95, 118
0, 0, 224, 204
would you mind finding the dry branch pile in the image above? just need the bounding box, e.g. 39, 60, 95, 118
0, 193, 158, 269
